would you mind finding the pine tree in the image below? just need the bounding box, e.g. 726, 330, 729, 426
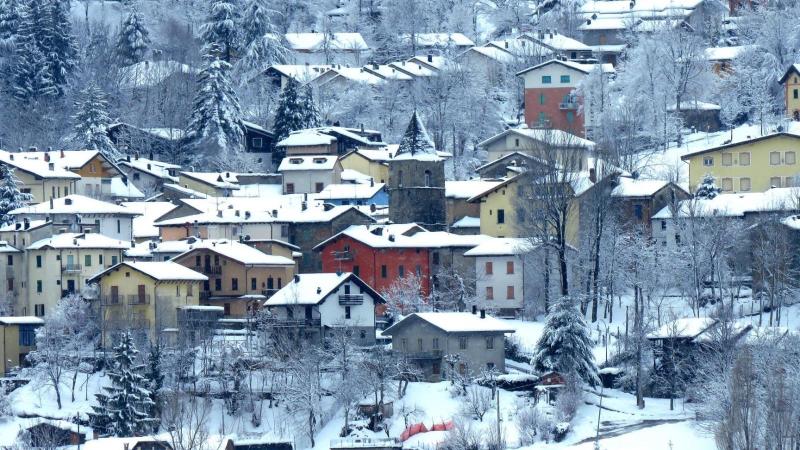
43, 0, 78, 93
186, 44, 245, 169
395, 111, 436, 157
0, 164, 32, 225
234, 0, 287, 75
299, 84, 320, 129
201, 0, 240, 63
114, 7, 150, 66
89, 332, 157, 437
272, 79, 306, 164
695, 174, 721, 199
0, 0, 20, 43
73, 84, 119, 159
530, 296, 599, 387
146, 343, 164, 424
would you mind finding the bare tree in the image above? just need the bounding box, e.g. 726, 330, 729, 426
459, 385, 492, 421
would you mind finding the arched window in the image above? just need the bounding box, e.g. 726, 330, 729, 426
397, 170, 403, 187
424, 170, 432, 187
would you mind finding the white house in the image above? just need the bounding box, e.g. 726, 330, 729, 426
464, 238, 532, 317
278, 155, 343, 194
264, 272, 384, 345
283, 32, 370, 65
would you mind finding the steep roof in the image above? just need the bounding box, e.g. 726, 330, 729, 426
90, 261, 208, 283
610, 177, 676, 198
179, 171, 240, 189
27, 233, 130, 250
653, 187, 800, 219
477, 127, 596, 149
118, 157, 180, 182
174, 239, 294, 266
779, 64, 800, 84
0, 150, 82, 179
445, 179, 505, 199
393, 112, 439, 161
265, 272, 384, 306
520, 31, 592, 51
464, 238, 537, 256
10, 195, 138, 216
383, 312, 516, 335
122, 201, 179, 239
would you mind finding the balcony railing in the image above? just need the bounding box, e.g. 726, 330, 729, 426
558, 101, 578, 110
127, 294, 151, 305
195, 265, 222, 275
101, 296, 122, 306
266, 318, 322, 328
338, 294, 364, 305
405, 350, 443, 360
62, 264, 82, 273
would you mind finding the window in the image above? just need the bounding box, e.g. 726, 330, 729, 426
432, 363, 441, 374
418, 338, 423, 351
401, 338, 407, 350
538, 112, 547, 125
215, 279, 222, 290
771, 177, 782, 188
398, 265, 405, 277
116, 220, 121, 234
315, 182, 324, 193
415, 265, 421, 276
485, 261, 493, 275
36, 280, 42, 293
432, 252, 440, 265
232, 278, 239, 290
771, 151, 781, 165
795, 88, 799, 99
381, 265, 387, 278
497, 209, 505, 224
721, 153, 732, 166
675, 234, 681, 245
345, 306, 351, 319
787, 177, 795, 187
703, 156, 713, 166
251, 278, 257, 290
133, 172, 140, 180
433, 338, 439, 349
661, 220, 667, 230
353, 265, 360, 276
721, 178, 733, 191
424, 170, 432, 187
486, 286, 494, 300
739, 152, 750, 166
99, 255, 103, 265
459, 337, 467, 349
224, 303, 231, 315
740, 177, 751, 191
787, 151, 796, 165
506, 261, 514, 274
539, 93, 546, 105
634, 204, 643, 219
7, 279, 12, 290
252, 137, 263, 148
541, 75, 551, 84
34, 304, 45, 317
487, 362, 495, 371
486, 337, 494, 349
514, 138, 520, 147
566, 111, 574, 123
84, 254, 92, 267
286, 183, 295, 194
111, 256, 118, 265
397, 170, 403, 187
281, 225, 289, 238
19, 325, 35, 346
560, 75, 570, 83
507, 286, 515, 299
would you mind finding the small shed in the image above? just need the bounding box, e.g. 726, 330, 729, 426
21, 419, 88, 448
534, 371, 566, 404
233, 438, 294, 450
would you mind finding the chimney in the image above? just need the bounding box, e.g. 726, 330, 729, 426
372, 63, 378, 69
48, 162, 54, 171
147, 163, 152, 170
472, 305, 477, 315
480, 309, 486, 319
134, 152, 139, 160
504, 41, 509, 49
225, 172, 230, 178
316, 287, 321, 294
239, 235, 243, 243
60, 149, 65, 158
149, 151, 154, 160
64, 198, 73, 205
49, 198, 54, 209
427, 54, 433, 63
589, 167, 596, 183
272, 209, 278, 217
217, 210, 223, 218
8, 154, 12, 161
360, 123, 364, 133
294, 274, 300, 283
301, 201, 307, 211
29, 146, 37, 152
388, 234, 395, 242
126, 155, 131, 162
245, 211, 251, 219
370, 178, 374, 187
235, 210, 240, 217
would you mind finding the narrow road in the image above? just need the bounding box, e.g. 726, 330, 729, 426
573, 418, 690, 445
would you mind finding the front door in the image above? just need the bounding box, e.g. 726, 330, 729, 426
67, 279, 75, 293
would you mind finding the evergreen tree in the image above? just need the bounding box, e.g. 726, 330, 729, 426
44, 0, 78, 92
201, 0, 240, 62
114, 7, 150, 66
186, 44, 245, 169
299, 84, 320, 129
234, 0, 287, 76
0, 164, 32, 225
530, 296, 599, 387
73, 84, 119, 159
0, 0, 20, 43
695, 174, 721, 199
89, 332, 157, 437
146, 343, 164, 424
395, 111, 436, 157
272, 79, 307, 164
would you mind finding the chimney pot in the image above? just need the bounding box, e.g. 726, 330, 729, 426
294, 274, 300, 283
427, 54, 433, 62
480, 309, 486, 319
472, 305, 477, 314
44, 153, 50, 162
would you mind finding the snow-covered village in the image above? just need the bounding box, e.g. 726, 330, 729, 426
0, 0, 798, 449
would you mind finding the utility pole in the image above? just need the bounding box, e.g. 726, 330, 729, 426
496, 389, 501, 440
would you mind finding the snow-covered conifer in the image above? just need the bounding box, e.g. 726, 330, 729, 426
0, 164, 32, 225
114, 7, 150, 66
695, 174, 721, 199
272, 79, 306, 164
396, 111, 436, 156
530, 296, 599, 387
42, 0, 77, 93
234, 0, 287, 76
299, 84, 321, 129
0, 0, 20, 44
73, 84, 119, 159
201, 0, 240, 62
185, 44, 245, 169
89, 332, 157, 437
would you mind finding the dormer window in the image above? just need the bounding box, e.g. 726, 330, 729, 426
290, 158, 303, 164
313, 158, 326, 164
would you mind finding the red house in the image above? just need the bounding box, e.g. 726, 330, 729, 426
314, 224, 490, 298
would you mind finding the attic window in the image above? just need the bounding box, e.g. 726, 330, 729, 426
313, 158, 326, 164
289, 158, 303, 164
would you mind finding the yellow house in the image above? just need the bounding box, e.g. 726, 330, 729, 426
179, 171, 240, 196
681, 132, 800, 193
339, 149, 390, 183
0, 316, 43, 374
0, 151, 80, 203
88, 261, 207, 346
780, 64, 800, 120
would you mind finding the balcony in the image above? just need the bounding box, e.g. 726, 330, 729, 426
558, 101, 578, 110
332, 250, 354, 261
267, 318, 322, 328
405, 350, 443, 360
127, 294, 151, 305
62, 264, 82, 273
338, 294, 364, 305
101, 296, 122, 306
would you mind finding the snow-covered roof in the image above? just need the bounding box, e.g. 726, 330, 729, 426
681, 131, 800, 159
667, 100, 720, 111
462, 45, 519, 64
610, 177, 672, 198
579, 17, 629, 31
10, 195, 138, 216
516, 59, 615, 77
520, 31, 592, 51
0, 219, 48, 232
388, 60, 439, 78
464, 238, 537, 256
340, 169, 374, 184
265, 272, 358, 306
83, 437, 174, 450
156, 200, 367, 226
175, 239, 294, 266
384, 312, 516, 335
278, 155, 339, 171
579, 0, 704, 21
119, 157, 180, 182
402, 33, 475, 48
478, 127, 596, 149
315, 224, 491, 250
277, 130, 336, 148
704, 45, 752, 61
140, 127, 186, 141
11, 149, 106, 171
362, 64, 414, 80
648, 317, 718, 340
92, 261, 208, 282
267, 64, 334, 83
122, 201, 178, 239
317, 182, 384, 200
0, 316, 44, 325
393, 112, 440, 161
232, 183, 284, 198
180, 171, 240, 189
653, 187, 800, 219
445, 180, 505, 199
118, 60, 197, 89
109, 177, 145, 199
451, 215, 480, 228
283, 32, 369, 51
314, 67, 384, 85
408, 55, 451, 71
0, 150, 82, 179
27, 233, 131, 250
0, 241, 21, 253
